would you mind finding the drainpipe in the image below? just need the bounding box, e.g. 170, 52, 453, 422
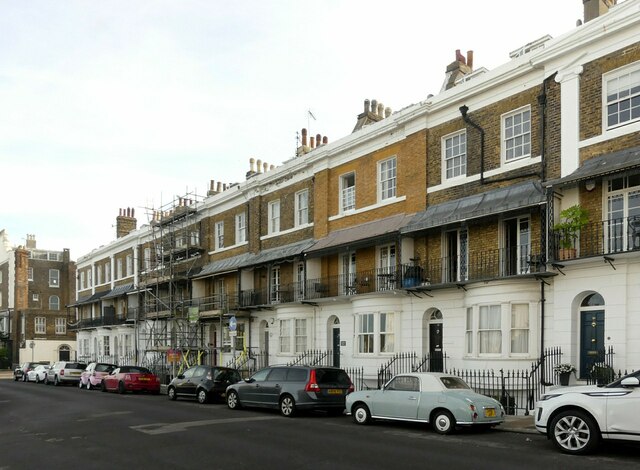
459, 105, 485, 184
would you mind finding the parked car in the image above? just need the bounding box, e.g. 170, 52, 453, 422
101, 366, 161, 394
535, 369, 640, 455
226, 365, 354, 417
27, 364, 50, 383
80, 362, 117, 390
345, 372, 505, 434
168, 365, 241, 404
45, 361, 87, 386
14, 361, 48, 382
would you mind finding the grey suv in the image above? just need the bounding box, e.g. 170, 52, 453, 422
226, 365, 353, 417
45, 361, 87, 386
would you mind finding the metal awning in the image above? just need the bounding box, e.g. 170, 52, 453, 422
402, 180, 545, 234
102, 283, 135, 300
67, 289, 112, 307
306, 214, 413, 256
239, 239, 315, 267
193, 252, 255, 279
545, 146, 640, 187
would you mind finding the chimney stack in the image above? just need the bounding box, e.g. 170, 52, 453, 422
116, 207, 137, 238
442, 49, 474, 91
25, 234, 36, 249
583, 0, 616, 23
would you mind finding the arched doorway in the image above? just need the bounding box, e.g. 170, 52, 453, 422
328, 316, 340, 367
59, 344, 71, 361
423, 309, 443, 372
579, 293, 605, 379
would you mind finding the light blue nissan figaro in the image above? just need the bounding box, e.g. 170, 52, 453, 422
345, 372, 505, 434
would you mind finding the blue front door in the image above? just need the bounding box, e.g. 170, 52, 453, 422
580, 310, 605, 379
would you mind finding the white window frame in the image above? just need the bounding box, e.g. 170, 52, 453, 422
502, 106, 531, 163
510, 304, 529, 354
465, 307, 473, 355
144, 248, 151, 271
270, 266, 281, 303
295, 189, 309, 227
268, 200, 281, 234
49, 269, 60, 288
603, 61, 640, 130
105, 261, 111, 283
126, 254, 133, 277
379, 312, 394, 353
80, 272, 85, 290
55, 317, 66, 335
279, 319, 291, 353
442, 130, 466, 181
340, 172, 356, 212
35, 316, 46, 334
606, 173, 640, 253
96, 264, 102, 285
215, 221, 225, 250
28, 267, 33, 281
236, 212, 247, 244
358, 313, 374, 354
378, 156, 397, 201
116, 259, 123, 279
49, 295, 60, 311
32, 293, 39, 302
478, 305, 502, 355
295, 319, 307, 353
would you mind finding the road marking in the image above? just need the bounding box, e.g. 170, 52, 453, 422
130, 415, 277, 435
77, 411, 132, 421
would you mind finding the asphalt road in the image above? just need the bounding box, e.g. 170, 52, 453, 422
1, 379, 639, 470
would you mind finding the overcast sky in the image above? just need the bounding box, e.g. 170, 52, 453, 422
1, 0, 589, 259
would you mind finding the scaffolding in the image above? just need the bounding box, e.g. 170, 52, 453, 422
137, 193, 209, 381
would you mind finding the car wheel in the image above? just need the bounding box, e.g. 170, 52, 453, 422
44, 375, 49, 385
22, 374, 27, 382
118, 381, 126, 394
432, 410, 456, 435
86, 380, 92, 390
54, 376, 59, 386
197, 389, 209, 405
279, 395, 296, 417
101, 381, 107, 392
167, 386, 177, 401
550, 410, 600, 455
227, 390, 241, 410
36, 375, 41, 384
353, 404, 372, 425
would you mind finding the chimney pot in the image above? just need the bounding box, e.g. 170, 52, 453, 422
385, 107, 392, 118
456, 49, 465, 64
316, 134, 321, 146
322, 136, 328, 144
466, 50, 474, 70
364, 99, 370, 114
377, 103, 384, 117
302, 128, 308, 147
217, 181, 222, 191
371, 99, 378, 114
256, 159, 262, 172
270, 164, 275, 170
249, 158, 255, 172
310, 136, 315, 148
263, 162, 268, 172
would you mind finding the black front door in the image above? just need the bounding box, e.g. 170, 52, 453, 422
332, 327, 340, 368
429, 323, 443, 372
580, 310, 605, 379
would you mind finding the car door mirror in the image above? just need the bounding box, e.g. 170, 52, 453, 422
177, 374, 185, 380
621, 377, 640, 387
244, 378, 254, 383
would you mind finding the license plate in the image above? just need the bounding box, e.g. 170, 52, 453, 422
138, 377, 149, 381
484, 408, 496, 418
327, 389, 343, 395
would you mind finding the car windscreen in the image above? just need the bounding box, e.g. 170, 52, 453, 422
65, 363, 87, 369
95, 364, 115, 373
315, 369, 351, 386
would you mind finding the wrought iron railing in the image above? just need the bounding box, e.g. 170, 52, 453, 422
552, 215, 640, 260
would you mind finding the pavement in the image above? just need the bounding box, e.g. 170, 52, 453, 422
0, 368, 538, 434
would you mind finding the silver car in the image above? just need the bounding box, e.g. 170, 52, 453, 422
345, 372, 505, 434
45, 361, 87, 386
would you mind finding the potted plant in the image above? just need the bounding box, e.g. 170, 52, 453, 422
553, 363, 576, 386
554, 205, 589, 260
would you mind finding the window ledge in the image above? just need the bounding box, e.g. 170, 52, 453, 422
330, 196, 406, 221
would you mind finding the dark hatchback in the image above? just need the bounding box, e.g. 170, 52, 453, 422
226, 365, 354, 417
167, 365, 242, 404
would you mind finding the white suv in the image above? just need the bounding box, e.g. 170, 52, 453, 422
535, 370, 640, 454
45, 361, 87, 386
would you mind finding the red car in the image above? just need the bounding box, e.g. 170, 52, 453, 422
101, 366, 161, 394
